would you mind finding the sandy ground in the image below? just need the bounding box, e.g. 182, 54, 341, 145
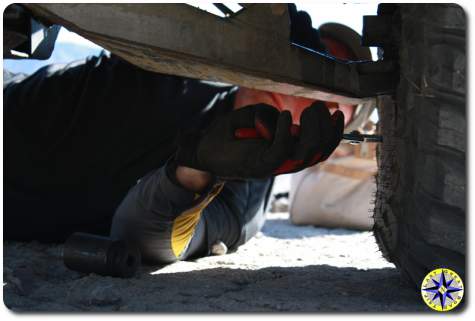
3, 210, 428, 312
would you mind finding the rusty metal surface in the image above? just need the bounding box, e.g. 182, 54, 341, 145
24, 3, 396, 104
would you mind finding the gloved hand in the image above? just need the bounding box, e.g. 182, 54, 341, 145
175, 104, 294, 179
235, 101, 345, 175
274, 101, 344, 174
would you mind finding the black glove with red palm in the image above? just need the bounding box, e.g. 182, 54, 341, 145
235, 101, 344, 175
175, 104, 294, 179
176, 101, 343, 179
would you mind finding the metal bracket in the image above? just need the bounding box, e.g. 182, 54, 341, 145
4, 4, 60, 59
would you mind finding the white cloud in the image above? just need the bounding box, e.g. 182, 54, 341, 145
55, 27, 103, 49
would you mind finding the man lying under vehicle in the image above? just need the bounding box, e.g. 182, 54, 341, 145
4, 6, 349, 264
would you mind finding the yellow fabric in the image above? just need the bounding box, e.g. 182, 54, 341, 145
171, 184, 224, 258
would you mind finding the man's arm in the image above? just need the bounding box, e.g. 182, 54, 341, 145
110, 161, 270, 263
109, 100, 343, 263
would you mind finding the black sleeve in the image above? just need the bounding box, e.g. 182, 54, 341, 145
4, 51, 188, 154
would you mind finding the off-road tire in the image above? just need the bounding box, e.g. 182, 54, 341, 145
374, 4, 466, 287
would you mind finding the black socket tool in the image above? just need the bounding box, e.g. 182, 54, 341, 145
63, 232, 141, 278
343, 130, 383, 144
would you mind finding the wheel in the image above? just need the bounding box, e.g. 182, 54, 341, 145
373, 4, 466, 287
